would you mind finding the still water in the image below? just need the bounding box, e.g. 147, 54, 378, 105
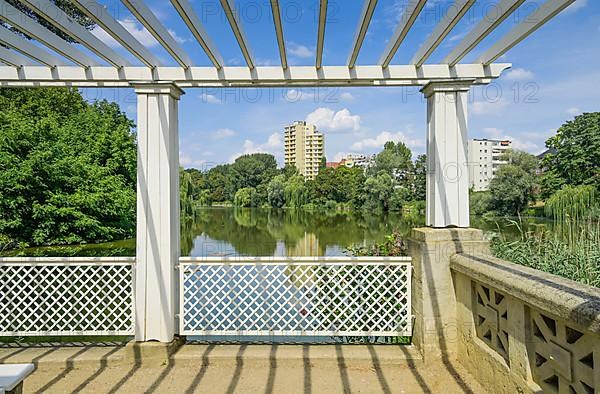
1, 207, 557, 257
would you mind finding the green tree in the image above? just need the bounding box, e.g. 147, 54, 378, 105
363, 172, 395, 211
234, 187, 257, 207
204, 164, 231, 202
284, 175, 307, 208
489, 165, 535, 216
267, 175, 286, 208
541, 112, 600, 196
503, 149, 539, 176
413, 154, 427, 201
0, 88, 136, 246
312, 166, 365, 205
230, 153, 278, 190
369, 141, 414, 189
180, 168, 196, 220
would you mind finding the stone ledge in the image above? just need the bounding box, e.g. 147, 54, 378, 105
451, 253, 600, 333
410, 227, 484, 243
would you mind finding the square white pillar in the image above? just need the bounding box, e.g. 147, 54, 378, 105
422, 82, 471, 228
134, 82, 183, 342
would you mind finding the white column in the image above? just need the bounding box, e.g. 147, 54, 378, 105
422, 82, 471, 228
134, 82, 183, 342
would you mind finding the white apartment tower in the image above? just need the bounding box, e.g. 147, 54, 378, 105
284, 121, 324, 180
468, 138, 512, 191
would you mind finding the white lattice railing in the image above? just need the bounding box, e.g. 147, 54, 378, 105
0, 257, 135, 336
179, 257, 412, 337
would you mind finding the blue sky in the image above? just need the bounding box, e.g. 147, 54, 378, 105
81, 0, 599, 169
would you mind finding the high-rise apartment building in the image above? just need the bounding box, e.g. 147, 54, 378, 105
284, 121, 324, 180
468, 138, 512, 191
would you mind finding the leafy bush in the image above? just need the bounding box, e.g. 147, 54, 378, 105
348, 230, 408, 256
470, 191, 492, 215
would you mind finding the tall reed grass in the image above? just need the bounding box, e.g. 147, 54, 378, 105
492, 185, 600, 287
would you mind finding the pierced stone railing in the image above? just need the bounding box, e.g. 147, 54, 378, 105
0, 257, 135, 336
451, 253, 600, 394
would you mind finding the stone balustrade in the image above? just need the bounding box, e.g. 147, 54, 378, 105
450, 252, 600, 394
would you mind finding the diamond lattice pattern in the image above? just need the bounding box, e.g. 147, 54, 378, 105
0, 263, 134, 335
181, 263, 411, 336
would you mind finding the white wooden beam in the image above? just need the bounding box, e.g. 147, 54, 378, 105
19, 0, 131, 67
478, 0, 575, 65
171, 0, 223, 69
316, 0, 328, 69
219, 0, 254, 69
71, 0, 160, 67
0, 46, 37, 66
0, 26, 67, 66
269, 0, 287, 69
411, 0, 476, 67
348, 0, 378, 68
379, 0, 427, 68
0, 64, 511, 87
0, 0, 96, 66
121, 0, 192, 67
444, 0, 525, 66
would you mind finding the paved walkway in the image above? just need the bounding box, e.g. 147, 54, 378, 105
0, 344, 487, 393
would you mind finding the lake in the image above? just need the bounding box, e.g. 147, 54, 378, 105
1, 207, 557, 257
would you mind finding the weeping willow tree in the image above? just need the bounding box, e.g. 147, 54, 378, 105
545, 185, 597, 222
180, 169, 197, 221
544, 185, 598, 246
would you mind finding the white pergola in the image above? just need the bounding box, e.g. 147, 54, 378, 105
0, 0, 576, 342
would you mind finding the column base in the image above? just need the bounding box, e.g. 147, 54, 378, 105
125, 336, 186, 366
409, 227, 490, 364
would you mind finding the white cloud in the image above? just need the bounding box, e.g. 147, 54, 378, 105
283, 89, 317, 102
340, 92, 356, 101
288, 42, 314, 58
212, 128, 236, 139
504, 68, 535, 81
168, 29, 189, 44
471, 99, 510, 116
180, 153, 208, 168
351, 131, 424, 151
306, 108, 361, 132
200, 93, 222, 104
567, 107, 580, 116
92, 18, 160, 48
566, 0, 587, 12
91, 26, 120, 47
119, 19, 159, 47
231, 133, 282, 161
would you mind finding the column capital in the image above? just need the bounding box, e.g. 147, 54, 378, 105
421, 80, 473, 97
131, 81, 185, 99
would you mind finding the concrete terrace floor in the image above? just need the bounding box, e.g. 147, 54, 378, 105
0, 344, 487, 393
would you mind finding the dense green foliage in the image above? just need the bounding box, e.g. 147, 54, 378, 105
186, 141, 426, 212
0, 88, 137, 247
471, 149, 539, 216
489, 165, 536, 216
541, 112, 600, 197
